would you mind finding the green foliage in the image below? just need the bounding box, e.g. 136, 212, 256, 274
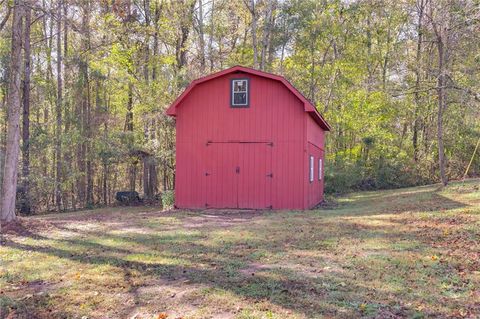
161, 190, 175, 209
325, 154, 428, 194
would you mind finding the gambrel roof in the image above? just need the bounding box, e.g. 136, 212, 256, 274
166, 65, 331, 131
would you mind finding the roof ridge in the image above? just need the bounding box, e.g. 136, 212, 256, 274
166, 66, 331, 131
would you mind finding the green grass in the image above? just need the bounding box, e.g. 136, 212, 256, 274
1, 179, 479, 318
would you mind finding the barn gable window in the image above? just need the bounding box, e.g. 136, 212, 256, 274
318, 158, 323, 180
309, 156, 314, 182
231, 79, 249, 107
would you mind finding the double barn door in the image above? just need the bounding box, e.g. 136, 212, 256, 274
205, 142, 272, 209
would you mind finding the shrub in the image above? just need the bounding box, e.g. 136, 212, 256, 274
161, 190, 175, 208
324, 155, 428, 194
324, 160, 364, 194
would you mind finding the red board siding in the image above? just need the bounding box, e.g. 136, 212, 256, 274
237, 143, 272, 209
203, 142, 272, 209
306, 114, 326, 208
174, 70, 325, 210
307, 114, 325, 150
306, 143, 324, 208
205, 143, 238, 208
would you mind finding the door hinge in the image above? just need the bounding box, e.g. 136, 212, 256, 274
266, 173, 273, 178
267, 205, 273, 209
267, 142, 274, 147
205, 172, 210, 176
236, 167, 240, 174
206, 140, 212, 146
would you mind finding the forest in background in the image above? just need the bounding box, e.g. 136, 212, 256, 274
0, 0, 479, 217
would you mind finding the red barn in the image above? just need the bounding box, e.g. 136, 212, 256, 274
166, 66, 330, 210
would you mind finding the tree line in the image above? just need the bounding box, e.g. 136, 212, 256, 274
0, 0, 479, 222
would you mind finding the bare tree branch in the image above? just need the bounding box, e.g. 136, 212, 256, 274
0, 3, 11, 31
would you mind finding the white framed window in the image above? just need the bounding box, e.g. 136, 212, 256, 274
231, 79, 249, 107
318, 158, 323, 180
309, 156, 314, 182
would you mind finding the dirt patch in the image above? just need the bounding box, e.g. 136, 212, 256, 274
238, 262, 273, 277
182, 209, 266, 228
315, 198, 339, 210
115, 277, 205, 319
136, 277, 204, 299
1, 218, 53, 239
239, 261, 342, 280
2, 279, 61, 299
211, 312, 236, 319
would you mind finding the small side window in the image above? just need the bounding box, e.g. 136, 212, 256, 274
231, 79, 249, 107
319, 158, 322, 180
309, 156, 314, 182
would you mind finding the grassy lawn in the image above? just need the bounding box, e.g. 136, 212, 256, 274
1, 180, 479, 318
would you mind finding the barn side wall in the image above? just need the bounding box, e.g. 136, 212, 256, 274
175, 72, 306, 209
305, 115, 326, 208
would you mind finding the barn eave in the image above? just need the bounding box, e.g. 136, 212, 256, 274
166, 65, 331, 131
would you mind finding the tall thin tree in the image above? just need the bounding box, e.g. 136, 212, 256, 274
245, 0, 258, 68
21, 1, 31, 215
1, 0, 25, 223
197, 0, 206, 73
55, 0, 63, 211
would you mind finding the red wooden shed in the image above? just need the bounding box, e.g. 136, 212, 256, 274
166, 66, 330, 210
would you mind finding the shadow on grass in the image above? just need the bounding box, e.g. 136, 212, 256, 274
3, 182, 478, 317
322, 187, 469, 217
2, 222, 454, 318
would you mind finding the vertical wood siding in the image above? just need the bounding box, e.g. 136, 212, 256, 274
306, 115, 326, 208
175, 71, 324, 209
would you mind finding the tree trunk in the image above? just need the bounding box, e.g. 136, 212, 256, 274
125, 83, 135, 192
1, 0, 25, 223
21, 2, 31, 215
143, 156, 150, 199
103, 162, 108, 205
125, 83, 134, 132
63, 1, 72, 210
86, 82, 93, 207
436, 38, 448, 186
382, 21, 392, 91
175, 1, 194, 71
152, 1, 161, 80
412, 0, 425, 162
208, 0, 215, 71
247, 0, 258, 68
55, 0, 63, 212
197, 0, 206, 73
143, 0, 151, 83
260, 0, 274, 71
76, 2, 91, 207
309, 46, 316, 103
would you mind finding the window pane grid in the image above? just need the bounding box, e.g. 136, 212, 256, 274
231, 79, 249, 107
233, 80, 247, 92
